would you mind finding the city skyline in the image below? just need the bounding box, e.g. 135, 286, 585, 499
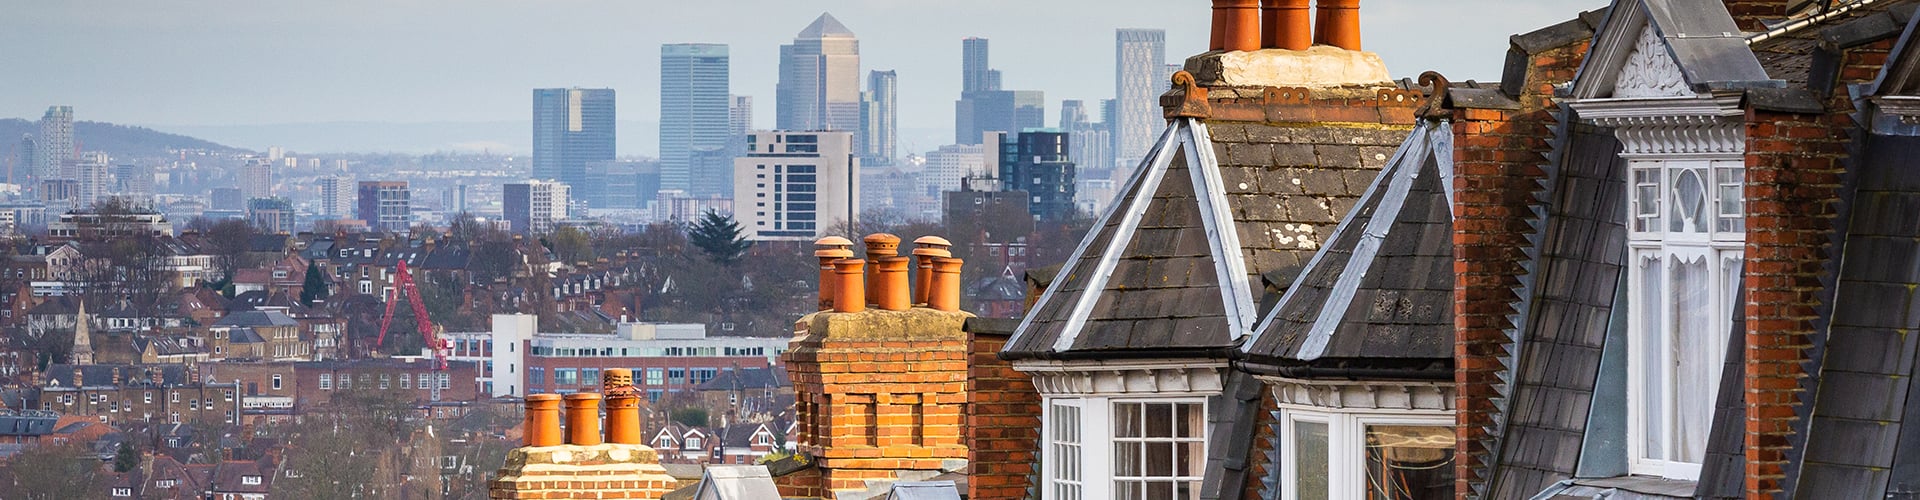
1, 1, 1601, 155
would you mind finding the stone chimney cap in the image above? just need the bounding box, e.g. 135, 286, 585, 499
814, 236, 854, 247
912, 236, 951, 247
862, 233, 901, 245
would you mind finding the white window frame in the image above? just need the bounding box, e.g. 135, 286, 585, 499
1624, 157, 1744, 481
1275, 405, 1455, 500
1040, 395, 1208, 500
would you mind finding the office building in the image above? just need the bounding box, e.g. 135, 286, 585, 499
504, 180, 571, 235
35, 106, 73, 182
356, 181, 411, 233
316, 176, 354, 218
962, 37, 1000, 93
729, 95, 754, 155
924, 144, 988, 194
660, 44, 731, 194
998, 130, 1076, 222
776, 13, 861, 132
247, 198, 294, 234
532, 88, 615, 207
1114, 29, 1167, 169
14, 135, 33, 186
687, 148, 733, 199
859, 70, 897, 166
239, 157, 273, 200
73, 152, 111, 207
733, 131, 858, 241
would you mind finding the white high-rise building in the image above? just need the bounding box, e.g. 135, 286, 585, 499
318, 175, 355, 218
503, 179, 572, 235
1114, 29, 1167, 172
74, 152, 110, 207
733, 131, 859, 241
35, 106, 73, 182
240, 158, 273, 200
924, 144, 988, 195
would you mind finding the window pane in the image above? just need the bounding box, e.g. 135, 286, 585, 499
1715, 167, 1744, 233
1634, 167, 1661, 233
1146, 442, 1175, 476
1147, 481, 1174, 500
1180, 441, 1204, 477
1116, 442, 1142, 476
1365, 425, 1457, 500
1295, 420, 1329, 500
1639, 254, 1666, 461
1673, 255, 1714, 463
1146, 403, 1173, 438
1670, 168, 1708, 233
1117, 402, 1142, 438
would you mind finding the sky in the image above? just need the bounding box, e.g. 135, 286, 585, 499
2, 0, 1607, 155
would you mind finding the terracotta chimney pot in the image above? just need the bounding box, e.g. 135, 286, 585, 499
1263, 0, 1312, 50
929, 258, 965, 312
1214, 0, 1261, 51
605, 395, 641, 445
1314, 0, 1363, 50
524, 394, 564, 447
814, 244, 855, 311
564, 393, 603, 446
875, 257, 912, 311
832, 259, 867, 314
910, 236, 954, 306
862, 234, 901, 305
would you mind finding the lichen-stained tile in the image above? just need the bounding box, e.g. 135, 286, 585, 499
1823, 326, 1917, 376
1299, 169, 1350, 198
1312, 144, 1363, 170
1326, 197, 1361, 224
1809, 370, 1907, 421
1223, 142, 1274, 167
1231, 194, 1291, 223
1126, 228, 1180, 257
1802, 416, 1899, 467
1242, 124, 1296, 144
1168, 317, 1225, 348
1284, 196, 1335, 224
1209, 122, 1249, 144
1840, 235, 1920, 284
1267, 168, 1316, 195
1833, 281, 1918, 329
1794, 463, 1889, 499
1219, 165, 1262, 195
1171, 226, 1213, 257
1357, 146, 1397, 170
1075, 320, 1137, 350
1270, 144, 1319, 168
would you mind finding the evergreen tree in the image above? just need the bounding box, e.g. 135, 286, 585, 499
113, 441, 137, 473
300, 262, 330, 307
688, 210, 752, 265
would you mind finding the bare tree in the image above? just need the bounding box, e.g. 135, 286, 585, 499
0, 443, 108, 500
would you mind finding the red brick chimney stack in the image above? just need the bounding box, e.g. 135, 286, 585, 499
1314, 0, 1362, 50
1263, 0, 1313, 50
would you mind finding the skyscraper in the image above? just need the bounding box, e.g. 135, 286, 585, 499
660, 44, 731, 195
357, 181, 411, 233
240, 157, 273, 200
777, 13, 861, 132
1059, 100, 1112, 185
35, 106, 73, 182
74, 152, 110, 207
317, 175, 355, 218
1114, 29, 1167, 170
532, 88, 615, 207
733, 131, 859, 241
504, 180, 572, 235
998, 130, 1076, 222
729, 95, 754, 154
14, 135, 34, 185
859, 70, 897, 166
962, 37, 1000, 93
924, 144, 987, 194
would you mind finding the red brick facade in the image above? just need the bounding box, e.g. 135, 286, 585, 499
964, 331, 1039, 500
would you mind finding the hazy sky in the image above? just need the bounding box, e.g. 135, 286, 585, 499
3, 0, 1606, 154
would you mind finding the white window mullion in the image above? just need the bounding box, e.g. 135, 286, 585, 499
1084, 398, 1112, 500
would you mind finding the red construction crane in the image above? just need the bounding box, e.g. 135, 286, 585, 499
377, 261, 450, 374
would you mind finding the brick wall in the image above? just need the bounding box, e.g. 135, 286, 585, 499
965, 331, 1039, 500
1723, 0, 1791, 33
488, 444, 678, 499
1452, 39, 1588, 498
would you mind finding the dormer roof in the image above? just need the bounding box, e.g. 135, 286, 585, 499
1568, 0, 1775, 100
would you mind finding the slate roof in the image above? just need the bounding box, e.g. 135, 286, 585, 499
886, 481, 963, 500
209, 460, 270, 494
0, 412, 58, 436
1241, 121, 1455, 374
43, 364, 194, 388
1004, 116, 1408, 359
691, 465, 782, 500
135, 335, 203, 357
694, 367, 790, 391
225, 327, 265, 344
212, 310, 298, 328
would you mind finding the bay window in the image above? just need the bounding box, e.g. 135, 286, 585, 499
1278, 409, 1454, 500
1625, 158, 1744, 479
1044, 397, 1206, 500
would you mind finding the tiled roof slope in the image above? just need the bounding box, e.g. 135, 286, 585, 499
1004, 116, 1408, 359
1242, 121, 1454, 368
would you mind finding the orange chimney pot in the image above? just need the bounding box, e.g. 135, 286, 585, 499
814, 241, 855, 311
1214, 0, 1261, 51
605, 395, 641, 445
564, 393, 603, 446
1314, 0, 1362, 50
832, 259, 867, 313
1263, 0, 1312, 50
524, 394, 564, 447
910, 236, 953, 306
875, 257, 912, 311
929, 257, 964, 312
863, 234, 901, 306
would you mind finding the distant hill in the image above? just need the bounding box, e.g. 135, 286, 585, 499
0, 118, 247, 160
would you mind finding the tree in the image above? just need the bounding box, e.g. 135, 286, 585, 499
202, 218, 256, 281
687, 210, 752, 265
299, 261, 330, 307
0, 443, 107, 500
113, 441, 137, 473
546, 225, 594, 265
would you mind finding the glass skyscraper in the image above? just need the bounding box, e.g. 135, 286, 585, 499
777, 13, 861, 132
660, 44, 731, 197
1114, 29, 1167, 172
532, 88, 615, 207
859, 70, 897, 166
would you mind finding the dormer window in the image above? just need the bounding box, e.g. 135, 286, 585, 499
241, 475, 262, 485
686, 436, 703, 449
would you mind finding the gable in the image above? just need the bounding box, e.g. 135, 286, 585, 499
1614, 24, 1690, 97
1570, 0, 1772, 99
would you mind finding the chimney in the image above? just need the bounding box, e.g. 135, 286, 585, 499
1212, 0, 1261, 51
1314, 0, 1362, 50
929, 258, 965, 312
564, 393, 603, 446
911, 236, 953, 306
875, 257, 912, 311
814, 237, 855, 311
603, 369, 642, 445
1263, 0, 1312, 50
862, 233, 901, 306
524, 394, 563, 447
832, 259, 866, 314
